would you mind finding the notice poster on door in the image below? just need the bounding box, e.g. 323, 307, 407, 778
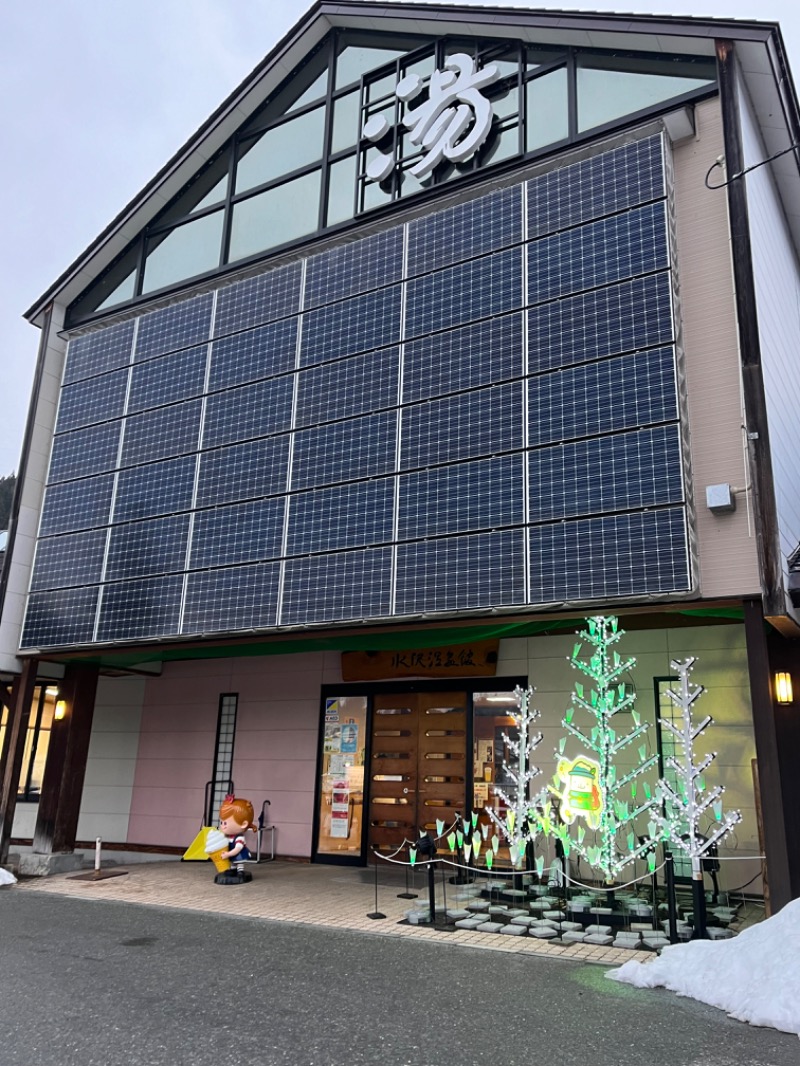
330, 778, 351, 838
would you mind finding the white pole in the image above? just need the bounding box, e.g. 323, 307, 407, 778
95, 837, 102, 873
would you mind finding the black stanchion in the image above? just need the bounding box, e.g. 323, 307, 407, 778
367, 857, 386, 920
665, 851, 679, 944
397, 861, 418, 900
427, 859, 436, 923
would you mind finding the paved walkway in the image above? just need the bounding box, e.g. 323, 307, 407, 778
13, 857, 654, 967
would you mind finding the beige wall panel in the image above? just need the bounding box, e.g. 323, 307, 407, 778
672, 99, 760, 598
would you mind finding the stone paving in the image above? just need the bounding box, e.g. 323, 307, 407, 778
12, 857, 656, 967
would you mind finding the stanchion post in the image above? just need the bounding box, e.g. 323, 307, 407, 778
664, 851, 679, 943
367, 854, 386, 920
427, 859, 436, 925
397, 860, 417, 900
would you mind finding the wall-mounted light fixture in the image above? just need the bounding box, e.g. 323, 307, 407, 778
54, 699, 67, 721
774, 672, 793, 705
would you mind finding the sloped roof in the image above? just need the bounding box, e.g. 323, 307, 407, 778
25, 1, 797, 327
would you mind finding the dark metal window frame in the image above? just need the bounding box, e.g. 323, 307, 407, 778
66, 27, 716, 329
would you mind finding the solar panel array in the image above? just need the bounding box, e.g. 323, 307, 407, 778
22, 134, 690, 649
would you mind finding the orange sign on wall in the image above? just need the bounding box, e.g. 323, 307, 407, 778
341, 640, 499, 681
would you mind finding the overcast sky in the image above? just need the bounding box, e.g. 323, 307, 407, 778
2, 0, 799, 477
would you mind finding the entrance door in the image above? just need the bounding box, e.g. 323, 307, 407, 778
368, 691, 467, 854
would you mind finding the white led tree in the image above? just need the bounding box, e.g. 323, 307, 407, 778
651, 656, 742, 935
548, 615, 659, 884
485, 685, 544, 867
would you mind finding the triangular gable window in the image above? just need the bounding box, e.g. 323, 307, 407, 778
68, 29, 715, 326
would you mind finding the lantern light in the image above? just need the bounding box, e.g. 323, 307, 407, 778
775, 672, 793, 705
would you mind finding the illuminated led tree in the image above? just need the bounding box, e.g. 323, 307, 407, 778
652, 657, 742, 935
485, 685, 544, 867
549, 615, 659, 884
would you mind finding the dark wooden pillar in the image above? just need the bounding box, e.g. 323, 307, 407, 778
767, 628, 800, 900
0, 660, 38, 865
743, 600, 793, 909
33, 663, 99, 855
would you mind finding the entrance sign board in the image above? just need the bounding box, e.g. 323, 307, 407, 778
341, 639, 499, 680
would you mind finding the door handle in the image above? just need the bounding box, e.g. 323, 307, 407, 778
402, 787, 416, 794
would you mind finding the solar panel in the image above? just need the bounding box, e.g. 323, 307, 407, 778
96, 575, 184, 641
213, 261, 302, 338
528, 508, 689, 601
113, 456, 197, 523
182, 562, 280, 633
395, 530, 526, 613
104, 514, 191, 581
128, 345, 208, 413
25, 131, 692, 649
121, 399, 203, 466
209, 318, 297, 390
55, 367, 128, 434
403, 314, 523, 403
281, 547, 392, 624
38, 475, 115, 537
135, 293, 214, 360
29, 529, 108, 591
295, 348, 399, 428
286, 479, 394, 555
302, 286, 402, 366
63, 321, 135, 385
190, 498, 286, 569
305, 227, 403, 308
407, 185, 522, 277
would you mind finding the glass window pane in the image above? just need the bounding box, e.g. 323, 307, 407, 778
286, 68, 329, 113
157, 153, 231, 227
526, 67, 569, 153
71, 244, 140, 319
235, 106, 325, 194
490, 83, 520, 121
526, 45, 568, 70
315, 696, 368, 856
331, 90, 362, 154
577, 56, 715, 132
336, 45, 405, 89
327, 154, 358, 225
142, 210, 224, 293
96, 268, 137, 312
482, 120, 521, 166
229, 170, 321, 261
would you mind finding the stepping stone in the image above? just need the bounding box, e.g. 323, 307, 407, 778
405, 911, 431, 925
632, 922, 656, 931
476, 921, 505, 933
455, 917, 484, 930
530, 926, 559, 939
543, 910, 563, 920
642, 936, 671, 950
558, 921, 584, 932
584, 933, 614, 946
466, 901, 490, 912
588, 907, 614, 915
504, 908, 527, 918
500, 889, 528, 901
446, 909, 471, 920
528, 902, 547, 913
510, 916, 534, 926
488, 905, 509, 915
613, 938, 643, 949
585, 924, 612, 935
561, 931, 587, 943
499, 923, 527, 935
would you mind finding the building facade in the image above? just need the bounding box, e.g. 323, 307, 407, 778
1, 3, 799, 905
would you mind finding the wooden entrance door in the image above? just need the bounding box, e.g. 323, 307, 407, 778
368, 691, 467, 854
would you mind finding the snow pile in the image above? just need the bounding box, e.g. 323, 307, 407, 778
607, 897, 800, 1037
0, 867, 17, 886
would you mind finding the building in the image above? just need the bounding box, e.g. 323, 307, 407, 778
1, 2, 799, 907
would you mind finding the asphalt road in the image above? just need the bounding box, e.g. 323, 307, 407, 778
0, 892, 796, 1066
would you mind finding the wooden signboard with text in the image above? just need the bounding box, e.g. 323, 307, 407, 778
341, 640, 499, 682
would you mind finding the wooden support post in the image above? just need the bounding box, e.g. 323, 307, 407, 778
0, 660, 38, 865
33, 663, 99, 855
743, 600, 792, 910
